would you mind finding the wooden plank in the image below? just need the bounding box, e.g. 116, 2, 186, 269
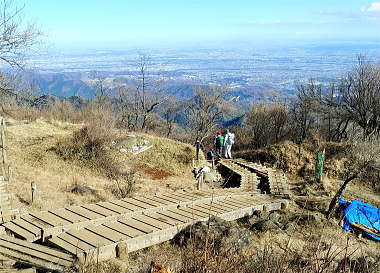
66, 229, 113, 248
161, 193, 191, 202
66, 206, 105, 220
48, 236, 84, 255
0, 245, 69, 270
195, 203, 223, 214
133, 197, 165, 207
2, 222, 35, 241
96, 202, 131, 214
55, 233, 95, 251
175, 207, 208, 218
109, 200, 140, 211
148, 213, 183, 226
118, 218, 159, 233
216, 199, 247, 210
49, 209, 89, 223
224, 198, 252, 207
142, 196, 175, 205
103, 222, 144, 237
81, 204, 117, 217
158, 210, 192, 222
10, 219, 40, 237
189, 205, 217, 216
197, 203, 229, 213
148, 195, 180, 204
0, 239, 72, 267
0, 236, 73, 261
132, 215, 172, 229
178, 206, 209, 217
212, 200, 242, 210
21, 215, 52, 229
121, 199, 154, 209
85, 225, 127, 243
29, 212, 70, 227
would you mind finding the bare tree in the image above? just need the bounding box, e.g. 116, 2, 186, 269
290, 79, 323, 141
186, 86, 226, 143
247, 102, 289, 148
161, 98, 181, 138
0, 0, 42, 113
91, 72, 111, 105
328, 57, 380, 140
0, 0, 42, 68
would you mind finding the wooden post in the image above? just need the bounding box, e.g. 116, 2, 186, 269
31, 182, 37, 203
7, 166, 12, 183
197, 173, 204, 191
1, 117, 7, 166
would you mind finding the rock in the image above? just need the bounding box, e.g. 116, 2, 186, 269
251, 219, 281, 232
175, 216, 253, 253
70, 185, 97, 195
203, 172, 222, 184
248, 211, 288, 232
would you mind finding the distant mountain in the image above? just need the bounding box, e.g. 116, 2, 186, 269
26, 72, 95, 98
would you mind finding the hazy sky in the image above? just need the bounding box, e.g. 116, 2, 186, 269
25, 0, 380, 50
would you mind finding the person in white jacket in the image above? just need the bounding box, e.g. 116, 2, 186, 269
223, 129, 235, 159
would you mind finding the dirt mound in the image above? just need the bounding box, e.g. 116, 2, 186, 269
235, 140, 350, 178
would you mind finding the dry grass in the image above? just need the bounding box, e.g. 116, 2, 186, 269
4, 118, 198, 212
74, 212, 380, 273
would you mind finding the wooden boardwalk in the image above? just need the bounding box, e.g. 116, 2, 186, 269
0, 121, 292, 272
4, 191, 248, 242
233, 159, 291, 197
224, 159, 291, 197
47, 193, 286, 261
3, 191, 287, 264
218, 160, 260, 192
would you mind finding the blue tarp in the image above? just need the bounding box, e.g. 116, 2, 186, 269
338, 199, 380, 241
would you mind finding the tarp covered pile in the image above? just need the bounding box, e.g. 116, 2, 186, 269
338, 199, 380, 241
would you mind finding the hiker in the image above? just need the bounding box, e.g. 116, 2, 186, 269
223, 129, 235, 159
214, 130, 224, 157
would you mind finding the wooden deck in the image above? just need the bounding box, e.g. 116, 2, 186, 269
46, 193, 286, 261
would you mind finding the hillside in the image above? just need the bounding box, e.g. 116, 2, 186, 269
5, 118, 199, 212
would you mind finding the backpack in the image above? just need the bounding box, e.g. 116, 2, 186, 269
225, 133, 235, 145
217, 135, 224, 146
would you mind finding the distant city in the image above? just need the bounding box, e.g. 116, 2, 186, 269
23, 43, 380, 104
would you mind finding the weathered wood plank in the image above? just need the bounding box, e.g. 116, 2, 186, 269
2, 222, 35, 241
85, 225, 127, 243
103, 222, 144, 237
132, 215, 172, 230
49, 209, 89, 223
66, 206, 105, 220
118, 218, 159, 233
81, 204, 117, 217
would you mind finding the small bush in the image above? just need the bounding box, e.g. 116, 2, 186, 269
110, 170, 138, 198
177, 146, 193, 164
54, 105, 120, 179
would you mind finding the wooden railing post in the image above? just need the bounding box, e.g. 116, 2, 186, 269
0, 117, 8, 178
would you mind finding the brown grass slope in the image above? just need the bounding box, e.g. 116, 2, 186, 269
5, 118, 197, 212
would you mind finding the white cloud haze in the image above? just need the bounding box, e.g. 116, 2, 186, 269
363, 2, 380, 12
